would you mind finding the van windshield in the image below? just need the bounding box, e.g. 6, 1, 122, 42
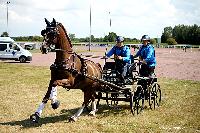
13, 44, 20, 51
9, 43, 20, 51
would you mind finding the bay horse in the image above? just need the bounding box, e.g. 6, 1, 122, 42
30, 18, 102, 122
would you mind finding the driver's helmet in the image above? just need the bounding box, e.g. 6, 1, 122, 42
116, 36, 124, 43
141, 35, 150, 41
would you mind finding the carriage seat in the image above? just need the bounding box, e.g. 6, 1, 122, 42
103, 61, 137, 77
103, 62, 116, 70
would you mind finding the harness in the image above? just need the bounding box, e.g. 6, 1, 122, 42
50, 52, 87, 77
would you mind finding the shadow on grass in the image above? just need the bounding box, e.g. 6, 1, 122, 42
0, 108, 78, 128
0, 104, 135, 128
3, 61, 31, 64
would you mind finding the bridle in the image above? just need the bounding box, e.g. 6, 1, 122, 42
41, 25, 60, 51
41, 21, 87, 77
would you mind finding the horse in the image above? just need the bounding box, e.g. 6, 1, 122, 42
30, 18, 102, 122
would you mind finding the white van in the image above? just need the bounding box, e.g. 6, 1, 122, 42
0, 37, 32, 63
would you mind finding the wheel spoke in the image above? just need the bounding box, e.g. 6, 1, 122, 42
149, 83, 162, 109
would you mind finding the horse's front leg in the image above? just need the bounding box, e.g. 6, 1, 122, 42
30, 80, 60, 123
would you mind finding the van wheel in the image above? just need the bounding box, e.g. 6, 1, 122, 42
19, 56, 26, 63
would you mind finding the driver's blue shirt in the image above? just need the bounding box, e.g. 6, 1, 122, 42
106, 45, 131, 64
135, 44, 156, 67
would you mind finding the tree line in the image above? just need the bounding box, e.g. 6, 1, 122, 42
69, 32, 141, 43
1, 24, 200, 45
161, 24, 200, 45
0, 31, 145, 44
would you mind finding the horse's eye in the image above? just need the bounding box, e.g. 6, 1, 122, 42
41, 29, 46, 36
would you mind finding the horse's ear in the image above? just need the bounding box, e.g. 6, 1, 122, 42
52, 18, 56, 27
45, 18, 51, 27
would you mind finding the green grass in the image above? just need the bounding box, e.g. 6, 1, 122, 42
0, 63, 200, 132
29, 49, 42, 53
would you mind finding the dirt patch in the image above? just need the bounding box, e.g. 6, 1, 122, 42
1, 47, 200, 81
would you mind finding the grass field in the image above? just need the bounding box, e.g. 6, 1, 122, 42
0, 63, 200, 133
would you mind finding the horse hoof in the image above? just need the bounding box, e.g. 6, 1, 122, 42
69, 116, 77, 122
89, 109, 98, 116
51, 100, 60, 109
89, 111, 95, 116
30, 113, 40, 123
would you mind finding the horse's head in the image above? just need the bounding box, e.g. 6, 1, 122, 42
41, 18, 72, 51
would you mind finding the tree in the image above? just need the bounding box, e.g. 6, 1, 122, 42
161, 26, 173, 43
103, 35, 109, 42
150, 38, 156, 44
69, 33, 75, 41
1, 32, 9, 37
107, 32, 117, 42
172, 24, 200, 44
166, 38, 177, 45
90, 35, 95, 42
124, 38, 132, 42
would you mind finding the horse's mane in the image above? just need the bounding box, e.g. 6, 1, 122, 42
57, 23, 72, 48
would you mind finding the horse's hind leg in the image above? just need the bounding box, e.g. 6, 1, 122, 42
89, 94, 98, 116
89, 83, 101, 116
69, 89, 92, 122
30, 80, 60, 123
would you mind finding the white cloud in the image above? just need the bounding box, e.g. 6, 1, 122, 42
9, 10, 32, 22
0, 0, 199, 39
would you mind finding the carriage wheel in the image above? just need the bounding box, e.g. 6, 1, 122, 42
149, 83, 161, 109
152, 83, 161, 108
130, 85, 144, 115
130, 92, 137, 115
135, 86, 144, 114
148, 85, 154, 109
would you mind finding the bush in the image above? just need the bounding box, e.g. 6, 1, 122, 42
166, 38, 177, 45
150, 38, 156, 44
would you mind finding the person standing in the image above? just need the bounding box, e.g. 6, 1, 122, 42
133, 35, 156, 77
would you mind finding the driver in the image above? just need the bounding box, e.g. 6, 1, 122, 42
106, 36, 131, 82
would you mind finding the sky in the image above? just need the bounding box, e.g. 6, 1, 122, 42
0, 0, 200, 39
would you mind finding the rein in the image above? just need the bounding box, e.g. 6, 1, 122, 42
50, 52, 87, 77
54, 48, 74, 54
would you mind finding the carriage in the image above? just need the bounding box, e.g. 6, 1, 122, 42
90, 56, 162, 115
30, 18, 162, 123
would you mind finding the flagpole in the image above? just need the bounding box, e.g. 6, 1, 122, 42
6, 1, 10, 33
89, 4, 91, 51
